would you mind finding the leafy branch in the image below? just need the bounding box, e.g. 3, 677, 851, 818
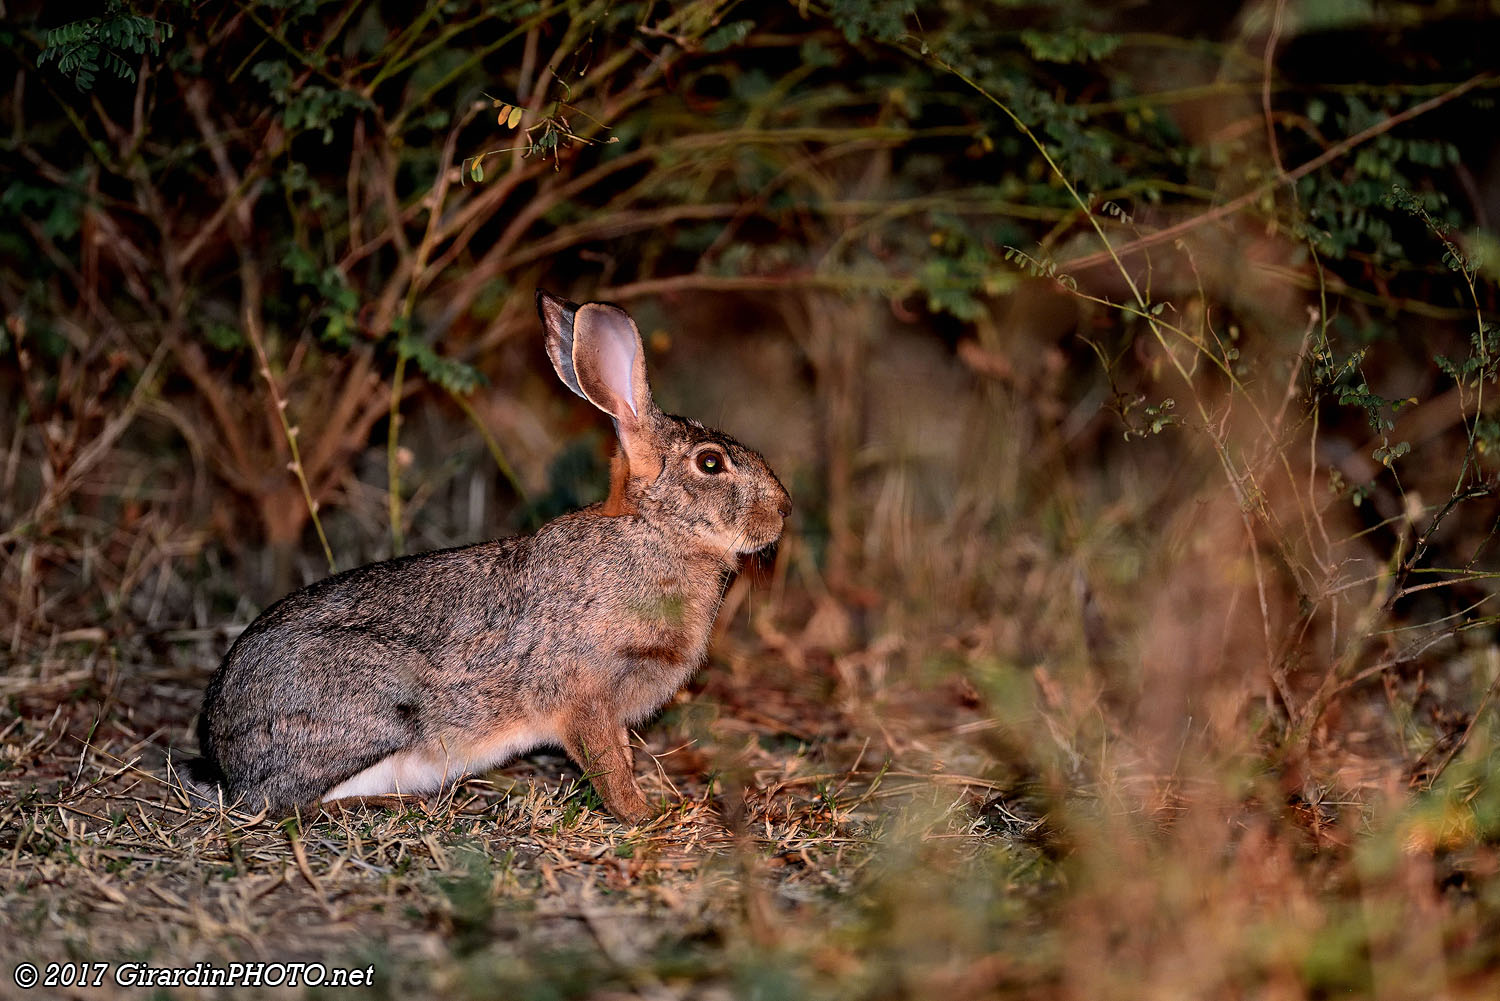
38, 2, 173, 91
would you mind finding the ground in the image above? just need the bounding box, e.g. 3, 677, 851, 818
6, 574, 1500, 1000
1, 597, 1046, 1001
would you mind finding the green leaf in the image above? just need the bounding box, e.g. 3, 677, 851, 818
829, 0, 914, 43
204, 323, 246, 351
39, 9, 172, 90
1019, 28, 1123, 64
703, 19, 754, 52
397, 337, 485, 394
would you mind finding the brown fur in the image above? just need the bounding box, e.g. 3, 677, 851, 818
190, 291, 791, 825
602, 451, 636, 516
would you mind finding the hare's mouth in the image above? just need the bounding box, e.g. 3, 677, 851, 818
748, 538, 781, 560
730, 534, 781, 565
737, 515, 786, 554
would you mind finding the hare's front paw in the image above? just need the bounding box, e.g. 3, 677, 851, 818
564, 721, 661, 827
597, 780, 657, 828
604, 789, 656, 827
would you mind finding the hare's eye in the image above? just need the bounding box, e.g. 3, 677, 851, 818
695, 450, 725, 475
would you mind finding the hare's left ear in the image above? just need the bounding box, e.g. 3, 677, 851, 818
536, 290, 662, 485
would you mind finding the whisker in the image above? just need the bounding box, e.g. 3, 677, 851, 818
724, 528, 747, 561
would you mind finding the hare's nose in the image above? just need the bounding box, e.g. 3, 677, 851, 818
776, 490, 792, 519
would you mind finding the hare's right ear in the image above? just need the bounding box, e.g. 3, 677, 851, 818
536, 290, 663, 486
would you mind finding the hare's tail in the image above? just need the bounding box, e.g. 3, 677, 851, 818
167, 752, 229, 809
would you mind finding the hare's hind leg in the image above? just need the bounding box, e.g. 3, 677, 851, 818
321, 721, 551, 803
215, 712, 422, 814
225, 744, 393, 814
320, 743, 472, 802
561, 715, 652, 826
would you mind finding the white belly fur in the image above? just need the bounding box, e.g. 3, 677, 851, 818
322, 722, 557, 801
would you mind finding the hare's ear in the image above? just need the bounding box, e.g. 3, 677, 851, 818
570, 302, 654, 421
570, 300, 663, 484
536, 289, 588, 403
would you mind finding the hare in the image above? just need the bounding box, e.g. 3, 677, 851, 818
188, 291, 791, 824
